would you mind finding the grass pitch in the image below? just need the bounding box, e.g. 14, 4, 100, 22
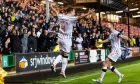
30, 60, 140, 84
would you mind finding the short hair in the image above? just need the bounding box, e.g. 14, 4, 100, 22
65, 7, 74, 13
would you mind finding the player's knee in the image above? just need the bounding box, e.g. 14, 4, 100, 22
109, 66, 115, 72
102, 67, 108, 72
62, 59, 68, 64
61, 51, 68, 58
102, 69, 107, 72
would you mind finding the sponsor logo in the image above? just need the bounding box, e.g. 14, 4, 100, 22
30, 55, 56, 69
16, 53, 61, 73
19, 57, 28, 69
19, 55, 59, 69
79, 52, 85, 55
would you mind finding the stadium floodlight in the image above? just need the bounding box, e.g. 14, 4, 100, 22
41, 1, 46, 4
137, 11, 140, 14
58, 2, 64, 5
48, 0, 54, 2
118, 16, 122, 18
41, 0, 53, 4
82, 7, 87, 10
132, 15, 140, 18
116, 11, 123, 13
101, 12, 105, 14
129, 8, 139, 11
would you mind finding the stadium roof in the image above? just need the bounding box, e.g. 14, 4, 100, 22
53, 0, 127, 11
45, 0, 140, 18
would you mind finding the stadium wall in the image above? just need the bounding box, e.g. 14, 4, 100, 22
1, 47, 140, 74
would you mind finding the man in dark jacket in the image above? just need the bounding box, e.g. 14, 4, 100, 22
5, 29, 22, 53
28, 29, 37, 52
135, 35, 139, 47
37, 30, 50, 52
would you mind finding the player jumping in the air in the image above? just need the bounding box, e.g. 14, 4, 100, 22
50, 5, 95, 78
93, 23, 130, 83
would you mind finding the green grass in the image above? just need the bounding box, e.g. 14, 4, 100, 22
29, 60, 140, 84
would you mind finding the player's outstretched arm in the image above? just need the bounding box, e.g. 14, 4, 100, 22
50, 4, 59, 16
102, 39, 109, 44
98, 39, 109, 44
79, 9, 95, 18
120, 35, 130, 41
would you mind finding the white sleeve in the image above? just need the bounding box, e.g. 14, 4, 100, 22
69, 16, 78, 23
76, 38, 78, 42
58, 14, 64, 20
58, 14, 71, 21
114, 30, 120, 36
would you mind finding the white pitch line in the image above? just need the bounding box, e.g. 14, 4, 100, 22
60, 62, 140, 83
61, 72, 99, 83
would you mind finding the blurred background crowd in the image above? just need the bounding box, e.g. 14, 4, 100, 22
0, 0, 140, 55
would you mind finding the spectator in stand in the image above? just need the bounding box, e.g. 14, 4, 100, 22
72, 28, 78, 50
2, 0, 140, 54
75, 33, 83, 50
103, 31, 111, 49
48, 32, 57, 52
90, 29, 97, 49
72, 27, 78, 39
5, 29, 22, 53
1, 26, 13, 54
95, 36, 103, 49
48, 21, 54, 31
28, 28, 37, 52
1, 26, 12, 40
135, 35, 140, 47
138, 35, 140, 47
37, 30, 50, 52
2, 35, 10, 55
130, 36, 136, 47
36, 28, 42, 38
20, 28, 29, 53
82, 32, 90, 49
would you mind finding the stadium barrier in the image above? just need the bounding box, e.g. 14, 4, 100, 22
74, 50, 90, 65
2, 54, 15, 68
15, 52, 61, 73
105, 48, 110, 57
73, 47, 138, 65
15, 51, 74, 73
89, 49, 106, 63
1, 47, 140, 74
68, 50, 74, 61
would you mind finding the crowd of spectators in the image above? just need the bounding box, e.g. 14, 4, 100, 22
0, 1, 57, 54
0, 1, 140, 55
